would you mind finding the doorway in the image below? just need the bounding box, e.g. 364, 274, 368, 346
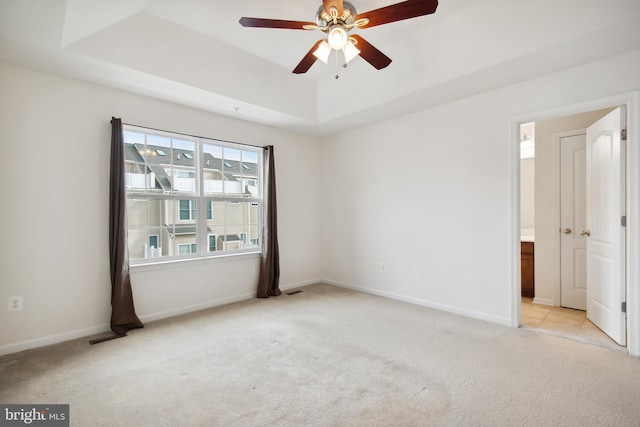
512, 93, 640, 356
519, 111, 620, 348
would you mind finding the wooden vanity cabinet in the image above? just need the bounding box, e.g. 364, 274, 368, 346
521, 241, 535, 297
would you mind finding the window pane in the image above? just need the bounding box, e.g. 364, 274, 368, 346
178, 243, 196, 255
127, 197, 201, 259
147, 134, 171, 147
223, 147, 241, 195
207, 200, 226, 252
123, 130, 145, 145
241, 150, 259, 197
226, 201, 247, 226
218, 201, 260, 251
203, 143, 224, 195
169, 139, 196, 194
224, 178, 242, 194
166, 199, 198, 257
203, 143, 222, 158
224, 147, 241, 161
126, 198, 169, 260
249, 202, 259, 224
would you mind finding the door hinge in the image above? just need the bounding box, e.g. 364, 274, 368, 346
621, 302, 627, 313
621, 128, 627, 141
621, 215, 627, 227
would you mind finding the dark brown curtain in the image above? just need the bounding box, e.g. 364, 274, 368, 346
109, 118, 144, 335
257, 145, 281, 298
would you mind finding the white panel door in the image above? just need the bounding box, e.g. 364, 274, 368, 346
586, 106, 626, 346
560, 134, 587, 310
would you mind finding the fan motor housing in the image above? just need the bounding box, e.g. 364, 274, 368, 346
315, 1, 357, 28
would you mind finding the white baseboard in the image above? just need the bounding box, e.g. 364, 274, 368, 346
138, 291, 256, 323
0, 278, 322, 357
322, 278, 512, 327
139, 278, 319, 323
0, 324, 111, 357
533, 297, 555, 306
280, 278, 321, 292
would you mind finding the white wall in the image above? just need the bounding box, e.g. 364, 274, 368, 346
319, 49, 640, 325
0, 62, 321, 354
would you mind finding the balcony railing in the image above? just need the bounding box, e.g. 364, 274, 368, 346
171, 176, 196, 192
144, 245, 162, 258
204, 179, 223, 193
169, 178, 251, 195
126, 172, 155, 189
204, 179, 242, 194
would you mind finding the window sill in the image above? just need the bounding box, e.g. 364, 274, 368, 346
130, 251, 261, 272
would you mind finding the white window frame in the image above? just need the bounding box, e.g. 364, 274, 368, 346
123, 125, 263, 265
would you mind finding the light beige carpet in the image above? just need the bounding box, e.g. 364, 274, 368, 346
1, 283, 639, 426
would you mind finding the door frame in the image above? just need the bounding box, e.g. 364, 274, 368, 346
509, 91, 640, 357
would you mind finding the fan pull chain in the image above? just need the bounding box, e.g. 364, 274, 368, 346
335, 49, 340, 79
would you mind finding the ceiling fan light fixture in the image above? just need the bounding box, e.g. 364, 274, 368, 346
343, 39, 360, 63
313, 40, 332, 63
327, 25, 348, 50
240, 0, 439, 74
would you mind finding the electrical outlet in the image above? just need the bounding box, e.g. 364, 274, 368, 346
8, 296, 23, 311
413, 267, 422, 278
380, 262, 387, 273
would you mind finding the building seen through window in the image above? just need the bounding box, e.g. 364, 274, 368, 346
123, 127, 262, 262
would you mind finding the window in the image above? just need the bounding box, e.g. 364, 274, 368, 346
179, 200, 196, 221
178, 243, 197, 255
123, 126, 262, 263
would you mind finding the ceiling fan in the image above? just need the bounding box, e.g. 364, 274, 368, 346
239, 0, 439, 74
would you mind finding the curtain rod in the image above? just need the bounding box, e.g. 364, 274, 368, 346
121, 122, 267, 150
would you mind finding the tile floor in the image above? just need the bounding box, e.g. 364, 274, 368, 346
520, 297, 624, 350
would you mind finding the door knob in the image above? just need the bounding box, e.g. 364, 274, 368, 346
563, 228, 572, 234
580, 229, 591, 237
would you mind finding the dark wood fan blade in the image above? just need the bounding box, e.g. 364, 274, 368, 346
293, 40, 324, 74
239, 17, 315, 30
350, 35, 392, 70
355, 0, 438, 28
323, 0, 344, 17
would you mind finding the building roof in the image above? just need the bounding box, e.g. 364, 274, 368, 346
124, 142, 257, 192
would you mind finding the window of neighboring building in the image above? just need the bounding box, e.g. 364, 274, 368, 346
178, 243, 197, 255
148, 235, 159, 248
123, 126, 262, 263
179, 200, 196, 221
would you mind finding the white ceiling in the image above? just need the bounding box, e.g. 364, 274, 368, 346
1, 0, 640, 137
